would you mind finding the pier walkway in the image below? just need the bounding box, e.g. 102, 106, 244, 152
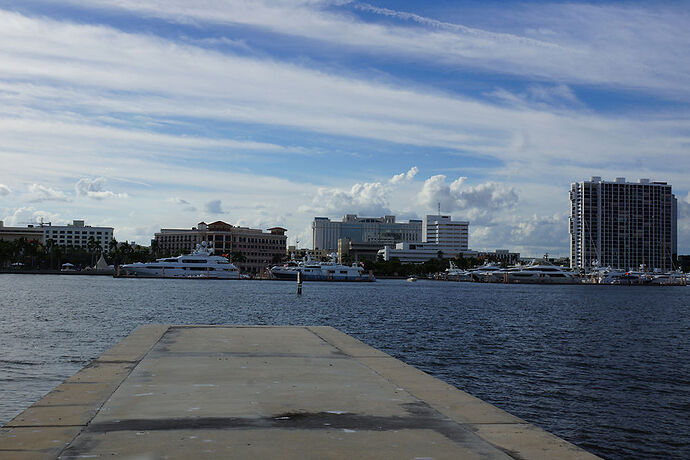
1, 325, 598, 459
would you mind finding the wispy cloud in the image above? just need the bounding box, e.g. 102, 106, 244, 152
75, 178, 127, 200
49, 1, 690, 97
1, 5, 688, 255
0, 184, 10, 196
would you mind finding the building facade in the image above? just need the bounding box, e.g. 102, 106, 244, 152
312, 215, 422, 251
377, 242, 478, 264
154, 221, 287, 275
43, 220, 114, 252
0, 221, 44, 243
422, 215, 469, 250
570, 177, 677, 271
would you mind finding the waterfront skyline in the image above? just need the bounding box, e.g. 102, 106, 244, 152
0, 1, 689, 256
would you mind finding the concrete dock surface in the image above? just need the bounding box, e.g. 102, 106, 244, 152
1, 325, 599, 459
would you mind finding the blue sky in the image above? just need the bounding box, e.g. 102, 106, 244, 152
0, 0, 688, 256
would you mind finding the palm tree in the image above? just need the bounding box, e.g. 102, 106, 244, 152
0, 240, 12, 268
87, 236, 99, 266
231, 252, 246, 263
45, 238, 56, 269
25, 239, 41, 268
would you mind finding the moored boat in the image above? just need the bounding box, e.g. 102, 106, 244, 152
118, 242, 239, 279
503, 260, 580, 284
269, 252, 375, 282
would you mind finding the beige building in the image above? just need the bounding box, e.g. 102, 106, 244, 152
0, 221, 44, 243
285, 245, 332, 262
154, 221, 287, 275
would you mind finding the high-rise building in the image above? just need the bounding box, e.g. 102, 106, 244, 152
312, 215, 422, 251
570, 177, 677, 271
154, 221, 287, 274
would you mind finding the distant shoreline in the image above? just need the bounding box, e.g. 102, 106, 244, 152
0, 269, 113, 276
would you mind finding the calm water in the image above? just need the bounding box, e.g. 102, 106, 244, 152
1, 275, 688, 459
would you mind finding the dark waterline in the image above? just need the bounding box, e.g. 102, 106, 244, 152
1, 275, 688, 459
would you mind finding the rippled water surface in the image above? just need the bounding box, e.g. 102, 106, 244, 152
1, 275, 689, 459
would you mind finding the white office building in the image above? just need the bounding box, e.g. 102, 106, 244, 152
422, 214, 469, 250
43, 220, 114, 253
377, 215, 471, 263
378, 242, 477, 264
312, 214, 422, 251
570, 177, 677, 271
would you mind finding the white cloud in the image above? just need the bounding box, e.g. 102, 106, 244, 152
1, 9, 689, 184
3, 207, 61, 227
0, 184, 10, 196
299, 167, 424, 217
54, 1, 690, 97
418, 175, 517, 217
27, 184, 70, 202
204, 199, 224, 214
301, 181, 391, 217
389, 166, 418, 184
469, 213, 569, 256
75, 177, 127, 200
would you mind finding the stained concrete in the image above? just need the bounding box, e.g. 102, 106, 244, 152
1, 325, 600, 459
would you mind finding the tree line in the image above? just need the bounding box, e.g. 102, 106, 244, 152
357, 253, 500, 277
0, 237, 156, 270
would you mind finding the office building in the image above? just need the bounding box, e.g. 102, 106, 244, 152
312, 215, 422, 251
570, 177, 677, 271
422, 214, 469, 250
154, 221, 287, 275
377, 215, 473, 263
43, 220, 114, 252
378, 242, 477, 264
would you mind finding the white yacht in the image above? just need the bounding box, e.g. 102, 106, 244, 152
649, 270, 687, 286
445, 261, 471, 281
469, 263, 503, 282
504, 260, 580, 284
118, 242, 239, 279
269, 252, 374, 282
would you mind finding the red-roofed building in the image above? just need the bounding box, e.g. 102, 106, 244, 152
154, 221, 287, 275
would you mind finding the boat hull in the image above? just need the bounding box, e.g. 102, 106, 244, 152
269, 268, 374, 282
118, 266, 239, 279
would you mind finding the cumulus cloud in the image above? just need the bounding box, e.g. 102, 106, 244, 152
418, 175, 517, 217
470, 213, 569, 256
3, 207, 60, 226
300, 167, 424, 216
204, 199, 224, 214
389, 166, 419, 184
0, 184, 11, 196
75, 178, 127, 200
300, 181, 391, 217
27, 184, 69, 202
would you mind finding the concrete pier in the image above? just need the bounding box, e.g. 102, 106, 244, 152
1, 325, 599, 459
